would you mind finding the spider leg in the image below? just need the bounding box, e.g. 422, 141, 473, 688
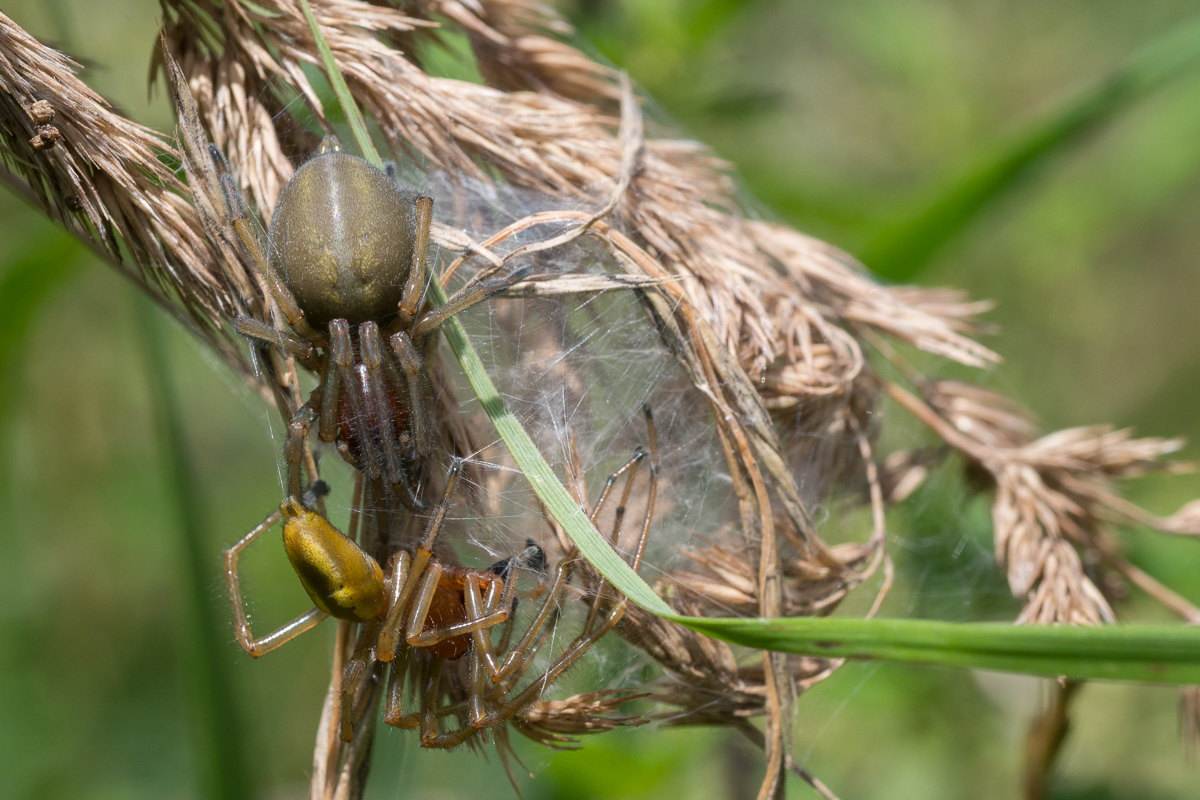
218, 173, 326, 345
284, 404, 317, 499
383, 644, 418, 729
388, 330, 430, 461
339, 620, 381, 742
406, 568, 517, 649
470, 601, 626, 730
420, 659, 482, 754
359, 321, 405, 487
329, 319, 382, 480
377, 461, 461, 661
469, 557, 576, 684
223, 507, 328, 657
398, 195, 433, 323
584, 447, 646, 631
331, 661, 383, 797
233, 316, 315, 363
317, 356, 340, 443
411, 265, 532, 339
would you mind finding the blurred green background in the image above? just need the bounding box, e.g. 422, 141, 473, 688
2, 1, 1200, 798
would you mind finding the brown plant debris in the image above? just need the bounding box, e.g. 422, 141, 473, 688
1, 1, 1197, 798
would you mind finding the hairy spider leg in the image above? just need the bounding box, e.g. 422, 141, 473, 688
358, 321, 406, 485
389, 330, 430, 461
223, 507, 329, 658
398, 196, 433, 323
464, 439, 648, 686
376, 461, 460, 661
218, 172, 326, 346
409, 265, 534, 339
232, 316, 315, 363
469, 407, 658, 729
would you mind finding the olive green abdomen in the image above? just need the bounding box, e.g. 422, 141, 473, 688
267, 152, 416, 329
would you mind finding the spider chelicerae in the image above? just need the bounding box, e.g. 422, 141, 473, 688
218, 135, 658, 747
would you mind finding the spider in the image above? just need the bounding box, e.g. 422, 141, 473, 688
218, 133, 658, 747
224, 419, 657, 747
226, 134, 526, 510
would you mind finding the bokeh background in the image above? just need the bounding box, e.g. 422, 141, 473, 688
2, 1, 1200, 798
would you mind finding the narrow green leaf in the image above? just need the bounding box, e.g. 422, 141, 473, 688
680, 616, 1200, 684
136, 296, 252, 800
866, 15, 1200, 281
297, 0, 382, 169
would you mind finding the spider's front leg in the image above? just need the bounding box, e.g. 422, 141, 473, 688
215, 167, 326, 346
223, 507, 328, 658
397, 195, 433, 324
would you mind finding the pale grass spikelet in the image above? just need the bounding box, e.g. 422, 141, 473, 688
890, 381, 1200, 626
0, 12, 258, 387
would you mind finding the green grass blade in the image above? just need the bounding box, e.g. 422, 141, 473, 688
299, 7, 1200, 687
680, 616, 1200, 684
136, 296, 251, 800
297, 0, 382, 169
865, 15, 1200, 281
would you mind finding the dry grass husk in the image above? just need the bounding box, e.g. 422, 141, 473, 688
2, 2, 1198, 798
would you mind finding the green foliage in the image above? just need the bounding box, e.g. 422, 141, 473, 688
864, 14, 1200, 280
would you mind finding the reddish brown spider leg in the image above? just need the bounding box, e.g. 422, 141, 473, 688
329, 319, 382, 481
418, 657, 481, 749
358, 321, 405, 486
389, 330, 429, 460
398, 195, 432, 323
406, 568, 517, 649
377, 462, 461, 661
283, 405, 317, 499
223, 507, 328, 657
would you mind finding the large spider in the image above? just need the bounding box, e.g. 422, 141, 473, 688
219, 135, 657, 747
227, 135, 525, 509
